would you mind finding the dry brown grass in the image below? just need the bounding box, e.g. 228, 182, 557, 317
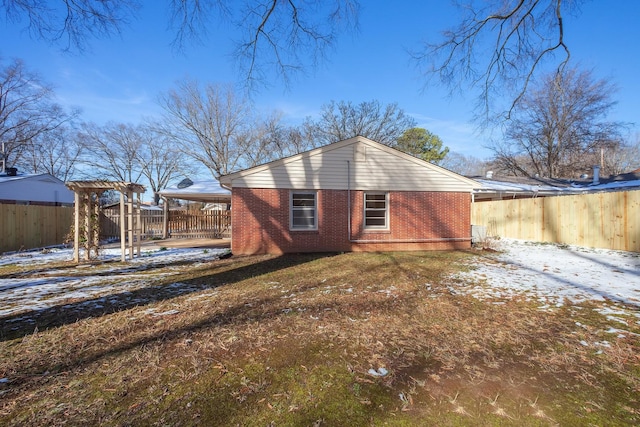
0, 250, 638, 426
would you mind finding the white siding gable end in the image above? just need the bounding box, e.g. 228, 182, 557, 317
220, 136, 479, 192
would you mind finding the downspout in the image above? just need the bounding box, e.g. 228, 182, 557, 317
347, 160, 352, 241
345, 160, 470, 245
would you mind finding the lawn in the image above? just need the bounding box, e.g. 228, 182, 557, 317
0, 248, 638, 426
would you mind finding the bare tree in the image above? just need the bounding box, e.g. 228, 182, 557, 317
138, 122, 192, 204
304, 100, 417, 147
440, 151, 487, 176
416, 0, 579, 121
490, 67, 625, 178
159, 80, 282, 177
21, 125, 86, 181
79, 122, 145, 183
267, 122, 315, 159
600, 136, 640, 176
0, 58, 77, 171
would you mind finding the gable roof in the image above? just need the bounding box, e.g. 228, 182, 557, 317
220, 136, 480, 192
0, 173, 64, 185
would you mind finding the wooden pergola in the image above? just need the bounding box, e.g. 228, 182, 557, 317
66, 181, 146, 263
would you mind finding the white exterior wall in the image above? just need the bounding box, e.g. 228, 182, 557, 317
0, 174, 75, 204
223, 137, 478, 192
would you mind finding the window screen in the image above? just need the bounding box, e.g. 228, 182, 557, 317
291, 192, 317, 229
364, 193, 387, 228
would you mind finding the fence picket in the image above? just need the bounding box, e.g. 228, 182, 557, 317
0, 204, 74, 253
472, 190, 640, 252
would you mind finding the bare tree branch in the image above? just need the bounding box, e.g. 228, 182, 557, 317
234, 0, 359, 88
4, 1, 358, 86
415, 0, 576, 123
3, 0, 139, 51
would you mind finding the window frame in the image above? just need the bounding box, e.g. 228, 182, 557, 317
290, 191, 318, 231
363, 192, 389, 230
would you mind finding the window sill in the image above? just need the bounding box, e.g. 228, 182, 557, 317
362, 229, 391, 234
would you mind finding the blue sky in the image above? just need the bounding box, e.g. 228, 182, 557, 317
2, 1, 639, 163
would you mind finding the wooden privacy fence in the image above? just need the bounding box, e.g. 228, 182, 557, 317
472, 189, 640, 252
0, 204, 74, 253
101, 209, 231, 240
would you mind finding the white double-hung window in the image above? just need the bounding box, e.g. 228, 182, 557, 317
364, 192, 388, 229
290, 191, 317, 230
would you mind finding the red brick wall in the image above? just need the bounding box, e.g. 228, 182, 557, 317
231, 188, 471, 255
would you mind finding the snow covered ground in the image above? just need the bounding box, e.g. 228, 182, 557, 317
450, 239, 640, 308
0, 246, 229, 319
0, 239, 638, 325
449, 239, 640, 331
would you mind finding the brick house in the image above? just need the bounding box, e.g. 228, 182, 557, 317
219, 136, 480, 255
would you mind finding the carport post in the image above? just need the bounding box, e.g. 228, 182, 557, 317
162, 196, 169, 239
136, 191, 142, 257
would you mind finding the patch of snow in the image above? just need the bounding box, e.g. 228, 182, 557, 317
368, 367, 389, 377
605, 327, 639, 338
151, 309, 180, 316
450, 239, 640, 309
0, 247, 228, 318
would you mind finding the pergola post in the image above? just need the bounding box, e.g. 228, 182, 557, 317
93, 192, 102, 257
73, 191, 81, 263
136, 191, 142, 257
84, 193, 92, 261
120, 190, 126, 262
127, 189, 134, 260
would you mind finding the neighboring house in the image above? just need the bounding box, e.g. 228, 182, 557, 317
473, 167, 640, 201
219, 136, 480, 255
0, 172, 74, 206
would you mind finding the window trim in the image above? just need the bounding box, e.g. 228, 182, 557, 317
363, 192, 389, 230
290, 191, 318, 231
